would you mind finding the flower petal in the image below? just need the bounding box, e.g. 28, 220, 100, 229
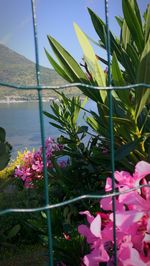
134, 161, 150, 180
90, 214, 102, 238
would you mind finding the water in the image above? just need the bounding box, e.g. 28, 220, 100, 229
0, 101, 60, 158
0, 100, 96, 158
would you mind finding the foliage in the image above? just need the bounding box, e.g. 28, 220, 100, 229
0, 150, 29, 193
0, 187, 43, 251
0, 127, 12, 171
0, 148, 46, 251
78, 161, 150, 265
0, 150, 26, 178
0, 244, 48, 265
46, 0, 150, 170
44, 92, 109, 196
53, 234, 88, 266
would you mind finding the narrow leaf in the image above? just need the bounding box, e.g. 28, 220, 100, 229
43, 111, 62, 123
77, 126, 88, 134
115, 138, 142, 161
112, 52, 130, 104
115, 16, 124, 28
45, 49, 71, 82
0, 127, 6, 143
74, 23, 106, 102
126, 43, 139, 69
144, 4, 150, 42
122, 0, 144, 53
47, 35, 87, 82
122, 19, 131, 49
49, 122, 65, 131
74, 23, 106, 86
88, 8, 122, 60
7, 224, 21, 240
112, 53, 125, 86
132, 0, 143, 29
135, 35, 150, 120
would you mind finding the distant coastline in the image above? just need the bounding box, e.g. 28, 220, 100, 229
0, 94, 84, 104
0, 96, 56, 104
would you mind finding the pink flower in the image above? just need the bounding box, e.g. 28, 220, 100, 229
118, 236, 146, 266
78, 161, 150, 265
78, 213, 109, 264
14, 137, 65, 187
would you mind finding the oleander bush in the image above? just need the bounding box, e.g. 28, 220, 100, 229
45, 0, 150, 171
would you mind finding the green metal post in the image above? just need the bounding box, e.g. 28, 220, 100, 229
104, 0, 118, 265
31, 1, 53, 265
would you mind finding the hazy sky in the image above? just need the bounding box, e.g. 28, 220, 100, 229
0, 0, 149, 68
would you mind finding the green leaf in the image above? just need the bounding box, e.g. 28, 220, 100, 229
49, 122, 65, 131
137, 36, 150, 84
112, 53, 125, 86
0, 144, 9, 170
122, 0, 144, 53
81, 96, 88, 109
121, 50, 136, 83
115, 138, 142, 161
45, 49, 72, 82
112, 52, 130, 104
74, 23, 106, 102
88, 9, 106, 48
87, 116, 109, 137
88, 7, 135, 82
111, 117, 132, 125
43, 111, 62, 123
126, 43, 139, 69
77, 126, 88, 134
135, 35, 150, 120
47, 35, 87, 82
41, 211, 47, 219
96, 55, 108, 66
115, 16, 124, 28
0, 128, 12, 170
135, 89, 150, 122
144, 4, 150, 42
7, 224, 21, 240
132, 0, 143, 30
88, 8, 122, 60
0, 127, 6, 143
122, 19, 131, 49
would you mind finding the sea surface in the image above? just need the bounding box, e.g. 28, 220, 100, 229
0, 100, 96, 158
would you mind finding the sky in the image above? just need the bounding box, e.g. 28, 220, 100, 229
0, 0, 149, 69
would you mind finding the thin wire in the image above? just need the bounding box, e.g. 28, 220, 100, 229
31, 1, 53, 265
0, 81, 150, 90
0, 184, 149, 216
105, 0, 117, 265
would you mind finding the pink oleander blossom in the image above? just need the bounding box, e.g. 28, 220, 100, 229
78, 161, 150, 265
15, 137, 64, 187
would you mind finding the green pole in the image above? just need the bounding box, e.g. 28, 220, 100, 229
31, 1, 53, 265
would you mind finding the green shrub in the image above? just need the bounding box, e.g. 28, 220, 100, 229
45, 0, 150, 171
0, 127, 12, 171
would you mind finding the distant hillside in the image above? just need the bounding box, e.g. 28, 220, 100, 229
0, 44, 80, 100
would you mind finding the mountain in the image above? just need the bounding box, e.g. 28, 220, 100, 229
0, 44, 79, 100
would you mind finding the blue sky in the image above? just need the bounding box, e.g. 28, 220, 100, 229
0, 0, 149, 68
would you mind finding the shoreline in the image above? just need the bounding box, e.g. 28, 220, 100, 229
0, 95, 84, 104
0, 97, 56, 104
